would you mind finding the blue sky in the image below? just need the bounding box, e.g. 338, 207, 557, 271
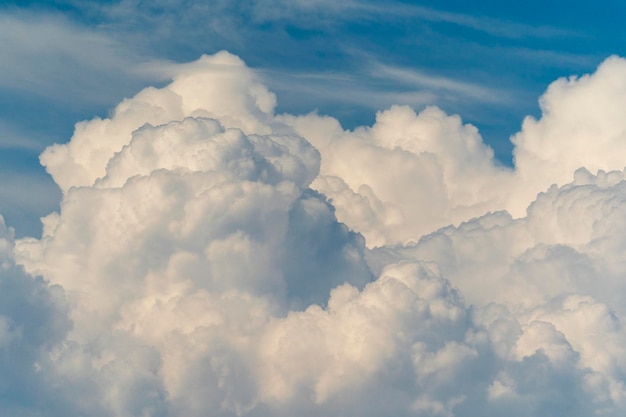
1, 0, 625, 235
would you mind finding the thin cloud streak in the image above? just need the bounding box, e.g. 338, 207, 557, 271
0, 121, 44, 151
369, 63, 506, 104
252, 0, 580, 40
363, 2, 580, 40
53, 0, 579, 43
0, 12, 171, 104
260, 58, 509, 114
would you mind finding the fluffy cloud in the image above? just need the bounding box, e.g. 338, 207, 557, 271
280, 56, 626, 247
16, 64, 376, 414
389, 167, 626, 413
4, 51, 626, 416
513, 56, 626, 188
280, 105, 514, 246
40, 51, 277, 193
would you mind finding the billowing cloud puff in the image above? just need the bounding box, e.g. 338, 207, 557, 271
513, 56, 626, 189
4, 51, 626, 416
279, 56, 626, 247
280, 105, 514, 246
16, 81, 375, 415
40, 51, 277, 194
386, 167, 626, 413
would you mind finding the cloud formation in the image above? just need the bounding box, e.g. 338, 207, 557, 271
3, 51, 626, 416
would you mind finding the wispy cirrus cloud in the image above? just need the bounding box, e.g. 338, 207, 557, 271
369, 62, 505, 104
0, 11, 171, 104
366, 2, 579, 40
259, 61, 505, 125
0, 120, 44, 151
252, 0, 579, 40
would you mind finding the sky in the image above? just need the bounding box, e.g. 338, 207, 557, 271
3, 0, 626, 236
4, 1, 626, 416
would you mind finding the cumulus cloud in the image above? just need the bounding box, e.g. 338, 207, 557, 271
280, 104, 514, 246
279, 55, 626, 247
40, 51, 277, 193
513, 56, 626, 191
385, 167, 626, 413
3, 50, 626, 416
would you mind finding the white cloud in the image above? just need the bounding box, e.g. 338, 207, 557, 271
513, 56, 626, 191
4, 50, 626, 416
280, 104, 514, 246
276, 55, 626, 248
384, 166, 626, 412
14, 61, 375, 414
40, 51, 277, 193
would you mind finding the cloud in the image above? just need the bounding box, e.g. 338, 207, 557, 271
0, 9, 181, 114
371, 2, 577, 40
14, 57, 375, 414
370, 63, 503, 103
0, 217, 77, 415
513, 56, 626, 188
251, 0, 576, 41
280, 104, 514, 246
252, 0, 361, 24
4, 50, 626, 416
386, 167, 626, 412
278, 55, 626, 247
0, 120, 44, 151
40, 51, 277, 193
